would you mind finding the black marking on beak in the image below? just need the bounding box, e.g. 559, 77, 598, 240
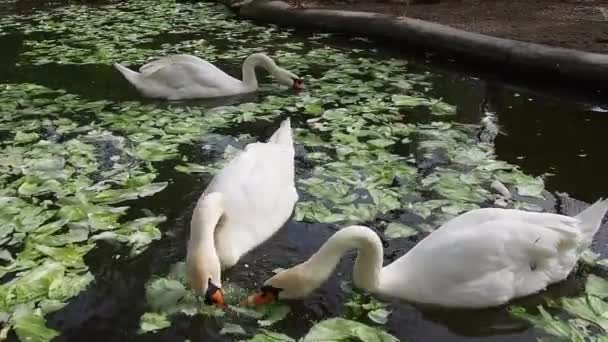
204, 278, 221, 305
260, 284, 282, 298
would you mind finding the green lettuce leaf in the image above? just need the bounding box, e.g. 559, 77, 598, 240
139, 312, 171, 334
301, 318, 398, 342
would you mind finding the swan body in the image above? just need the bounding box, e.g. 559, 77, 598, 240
186, 118, 298, 302
114, 53, 302, 100
252, 199, 608, 308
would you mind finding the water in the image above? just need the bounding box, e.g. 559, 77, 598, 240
1, 0, 607, 341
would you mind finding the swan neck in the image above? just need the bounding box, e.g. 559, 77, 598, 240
303, 226, 384, 293
241, 53, 278, 89
189, 193, 224, 255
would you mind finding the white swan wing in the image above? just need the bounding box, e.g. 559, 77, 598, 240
138, 54, 243, 98
208, 143, 296, 221
204, 122, 297, 267
139, 54, 211, 75
384, 212, 583, 308
434, 207, 580, 236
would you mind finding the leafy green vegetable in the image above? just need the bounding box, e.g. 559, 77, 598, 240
345, 290, 392, 325
34, 244, 93, 270
510, 305, 588, 341
0, 261, 65, 311
12, 309, 59, 342
48, 271, 94, 302
428, 170, 490, 203
301, 318, 398, 342
91, 182, 168, 204
174, 163, 213, 174
496, 170, 545, 199
367, 308, 392, 325
139, 312, 171, 334
220, 322, 247, 335
391, 94, 428, 107
145, 278, 188, 312
14, 131, 40, 144
249, 330, 295, 342
383, 223, 418, 240
586, 275, 608, 299
510, 274, 608, 340
562, 296, 608, 331
257, 304, 291, 327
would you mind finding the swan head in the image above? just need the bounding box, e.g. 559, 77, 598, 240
204, 278, 225, 307
243, 265, 320, 306
186, 250, 225, 306
274, 68, 304, 91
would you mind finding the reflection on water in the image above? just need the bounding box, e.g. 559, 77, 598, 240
1, 1, 608, 342
490, 85, 608, 203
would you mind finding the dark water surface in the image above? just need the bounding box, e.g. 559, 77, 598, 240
1, 0, 608, 341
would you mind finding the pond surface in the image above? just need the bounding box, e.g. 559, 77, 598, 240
1, 1, 607, 342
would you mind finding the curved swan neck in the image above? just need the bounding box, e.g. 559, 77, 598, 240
302, 226, 384, 293
189, 192, 224, 246
188, 192, 224, 276
241, 53, 279, 89
187, 192, 224, 292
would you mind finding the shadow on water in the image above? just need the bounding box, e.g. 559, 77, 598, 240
2, 1, 608, 342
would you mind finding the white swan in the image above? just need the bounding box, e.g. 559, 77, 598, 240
114, 53, 303, 100
245, 199, 608, 309
186, 118, 298, 305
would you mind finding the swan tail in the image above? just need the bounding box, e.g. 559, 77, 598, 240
574, 198, 608, 250
113, 62, 141, 86
268, 117, 293, 147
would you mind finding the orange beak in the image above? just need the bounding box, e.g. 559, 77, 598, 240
241, 291, 277, 307
210, 288, 225, 307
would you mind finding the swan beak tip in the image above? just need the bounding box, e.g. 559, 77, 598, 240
241, 291, 277, 306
